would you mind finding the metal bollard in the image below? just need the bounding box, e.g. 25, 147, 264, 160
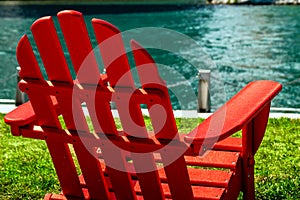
15, 66, 24, 106
197, 70, 211, 113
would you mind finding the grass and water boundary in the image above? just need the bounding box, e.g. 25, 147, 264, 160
0, 113, 299, 199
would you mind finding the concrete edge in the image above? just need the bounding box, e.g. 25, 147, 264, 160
1, 104, 300, 119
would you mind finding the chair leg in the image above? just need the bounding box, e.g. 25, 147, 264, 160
242, 121, 256, 200
242, 157, 255, 200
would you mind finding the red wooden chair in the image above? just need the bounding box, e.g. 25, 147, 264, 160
4, 10, 281, 200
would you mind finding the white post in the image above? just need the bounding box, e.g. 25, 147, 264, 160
15, 66, 24, 106
198, 70, 211, 113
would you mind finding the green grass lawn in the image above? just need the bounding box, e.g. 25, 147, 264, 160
0, 114, 299, 199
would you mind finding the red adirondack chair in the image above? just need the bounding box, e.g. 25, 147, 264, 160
4, 10, 281, 200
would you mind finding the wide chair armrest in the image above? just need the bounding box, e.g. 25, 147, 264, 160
4, 102, 36, 127
4, 102, 36, 136
4, 96, 60, 136
184, 80, 282, 154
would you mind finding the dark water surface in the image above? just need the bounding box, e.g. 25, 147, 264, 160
0, 5, 299, 110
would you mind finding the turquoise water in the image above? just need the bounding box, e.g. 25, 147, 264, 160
0, 5, 299, 110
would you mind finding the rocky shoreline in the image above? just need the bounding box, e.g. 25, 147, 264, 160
208, 0, 300, 4
1, 0, 300, 5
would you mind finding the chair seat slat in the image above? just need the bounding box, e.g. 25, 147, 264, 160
213, 137, 242, 152
183, 151, 240, 169
98, 155, 237, 188
79, 173, 226, 200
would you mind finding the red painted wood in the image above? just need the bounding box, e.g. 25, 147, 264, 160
114, 87, 164, 199
253, 104, 270, 154
73, 143, 110, 200
45, 193, 147, 200
31, 16, 72, 83
242, 121, 255, 200
153, 150, 240, 169
131, 40, 166, 88
92, 17, 150, 136
98, 151, 238, 189
112, 87, 166, 200
57, 10, 102, 85
92, 97, 118, 135
117, 162, 234, 189
4, 102, 36, 127
84, 93, 137, 199
86, 100, 138, 199
213, 137, 242, 152
92, 18, 134, 88
101, 147, 137, 200
184, 151, 240, 169
223, 158, 243, 200
22, 84, 61, 127
131, 154, 164, 200
46, 141, 84, 198
95, 27, 164, 200
31, 14, 110, 199
133, 180, 225, 200
29, 17, 73, 127
59, 11, 140, 199
131, 40, 178, 140
16, 33, 61, 128
44, 194, 67, 200
185, 80, 282, 146
16, 35, 43, 80
79, 172, 225, 200
115, 90, 149, 138
161, 154, 194, 200
159, 167, 233, 188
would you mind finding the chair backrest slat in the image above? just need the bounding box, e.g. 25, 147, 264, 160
87, 97, 138, 199
115, 90, 165, 199
30, 15, 82, 130
17, 36, 60, 128
101, 147, 138, 200
57, 10, 102, 85
92, 17, 165, 199
131, 40, 178, 140
31, 16, 73, 83
131, 154, 165, 200
73, 144, 111, 200
46, 141, 84, 197
92, 19, 134, 88
26, 12, 111, 198
115, 99, 164, 199
17, 30, 84, 197
92, 98, 118, 135
131, 40, 194, 199
16, 35, 43, 80
161, 154, 194, 200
